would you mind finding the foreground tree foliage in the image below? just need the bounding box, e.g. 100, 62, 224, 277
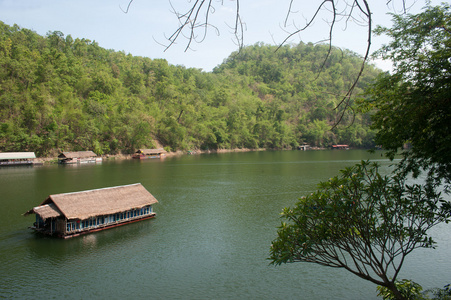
365, 3, 451, 188
0, 21, 378, 156
270, 161, 451, 300
376, 280, 424, 300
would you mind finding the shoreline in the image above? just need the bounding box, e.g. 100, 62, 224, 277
37, 148, 269, 164
35, 147, 336, 165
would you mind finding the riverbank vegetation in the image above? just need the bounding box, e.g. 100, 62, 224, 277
0, 21, 380, 156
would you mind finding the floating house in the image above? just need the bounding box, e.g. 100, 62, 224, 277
58, 151, 102, 164
297, 144, 310, 151
132, 148, 167, 159
24, 183, 158, 239
332, 144, 350, 150
0, 152, 37, 166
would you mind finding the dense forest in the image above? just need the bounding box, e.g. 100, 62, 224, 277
0, 21, 380, 156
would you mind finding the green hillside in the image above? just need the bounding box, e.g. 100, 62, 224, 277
0, 21, 380, 156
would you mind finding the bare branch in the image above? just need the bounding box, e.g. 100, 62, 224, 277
277, 0, 332, 49
331, 0, 371, 129
143, 0, 245, 52
284, 0, 297, 27
125, 0, 409, 126
120, 0, 134, 13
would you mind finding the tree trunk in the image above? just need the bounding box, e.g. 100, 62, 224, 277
387, 282, 407, 300
177, 110, 184, 123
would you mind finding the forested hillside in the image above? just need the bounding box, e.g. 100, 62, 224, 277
0, 21, 380, 156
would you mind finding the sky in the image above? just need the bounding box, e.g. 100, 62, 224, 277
0, 0, 440, 72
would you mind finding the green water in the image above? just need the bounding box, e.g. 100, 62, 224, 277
0, 150, 449, 299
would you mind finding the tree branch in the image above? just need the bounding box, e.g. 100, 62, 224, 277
123, 0, 410, 127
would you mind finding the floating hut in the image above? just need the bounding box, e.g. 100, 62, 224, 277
24, 183, 158, 238
132, 148, 167, 159
332, 144, 349, 150
58, 151, 102, 164
0, 152, 36, 166
297, 144, 310, 151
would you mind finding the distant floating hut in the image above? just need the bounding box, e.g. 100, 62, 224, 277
58, 151, 102, 164
24, 183, 158, 239
0, 152, 37, 166
297, 144, 310, 151
132, 148, 167, 159
332, 144, 349, 150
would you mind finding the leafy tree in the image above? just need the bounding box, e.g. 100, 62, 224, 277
378, 281, 451, 300
425, 283, 451, 300
376, 280, 424, 300
365, 3, 451, 188
270, 161, 451, 300
270, 8, 451, 295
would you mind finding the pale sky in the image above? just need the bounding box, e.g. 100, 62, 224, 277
0, 0, 439, 72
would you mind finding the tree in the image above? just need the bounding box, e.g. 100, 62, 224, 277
365, 3, 451, 189
269, 161, 451, 300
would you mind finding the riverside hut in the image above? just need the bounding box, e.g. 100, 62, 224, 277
132, 148, 167, 159
332, 144, 349, 150
0, 152, 36, 166
24, 183, 158, 238
58, 151, 101, 164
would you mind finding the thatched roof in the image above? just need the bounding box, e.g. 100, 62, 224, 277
31, 203, 63, 220
25, 183, 158, 220
58, 151, 97, 159
0, 152, 36, 160
135, 148, 167, 155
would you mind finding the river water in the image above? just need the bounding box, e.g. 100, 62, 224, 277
0, 150, 449, 299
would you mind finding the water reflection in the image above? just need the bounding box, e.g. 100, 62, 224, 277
25, 218, 157, 260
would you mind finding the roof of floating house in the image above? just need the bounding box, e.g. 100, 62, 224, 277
135, 148, 167, 155
58, 151, 97, 159
32, 203, 63, 219
0, 152, 36, 160
25, 183, 158, 220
